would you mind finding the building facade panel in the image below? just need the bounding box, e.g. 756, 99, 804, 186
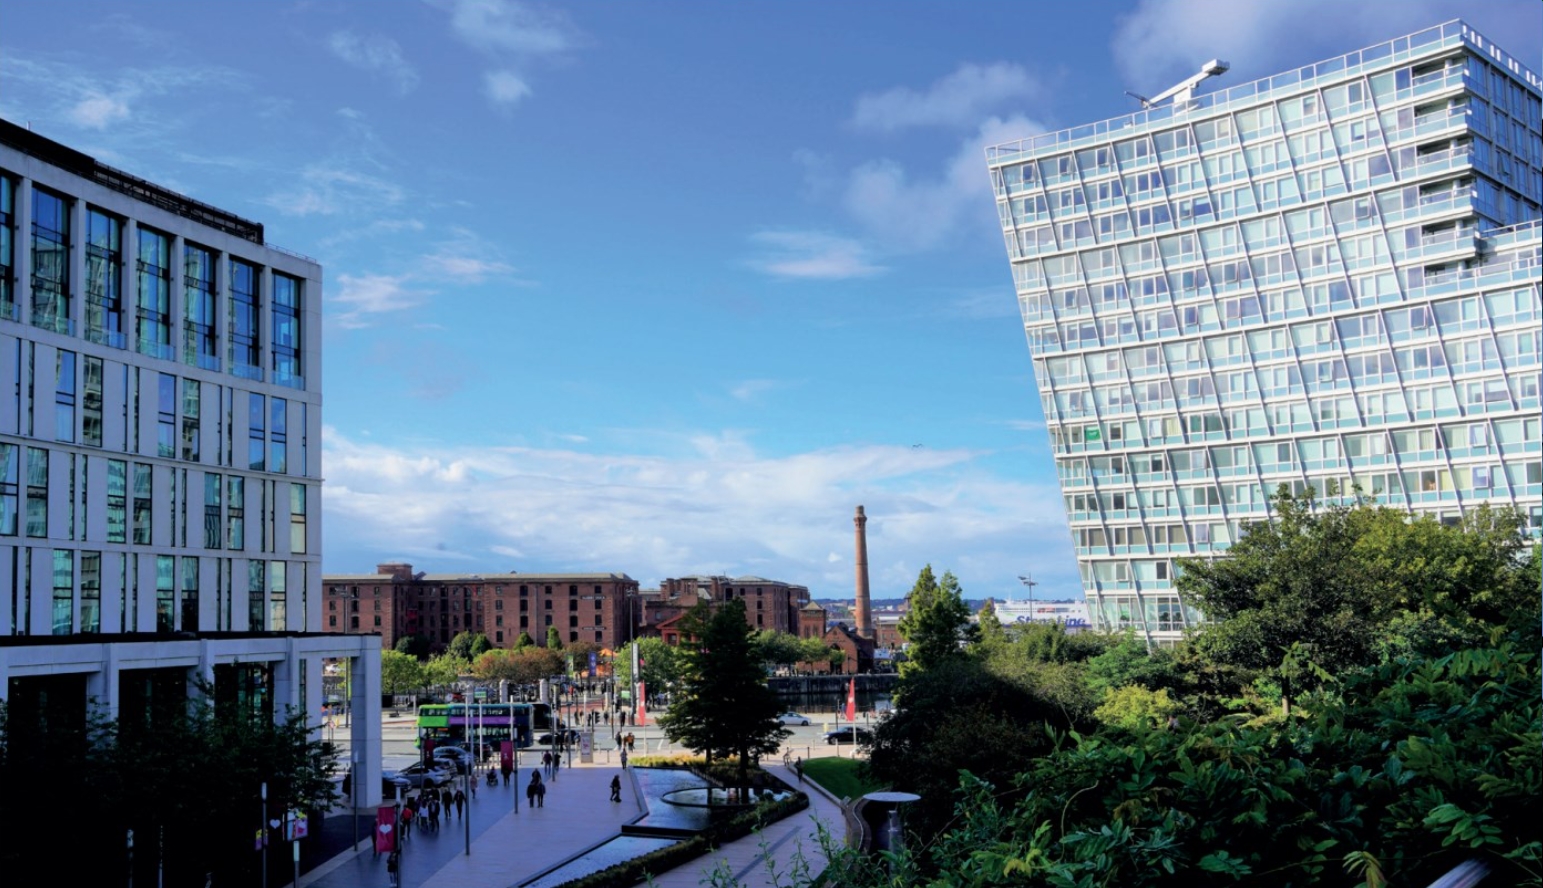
986, 21, 1542, 644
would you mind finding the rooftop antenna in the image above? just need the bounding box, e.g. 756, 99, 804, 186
1126, 59, 1230, 109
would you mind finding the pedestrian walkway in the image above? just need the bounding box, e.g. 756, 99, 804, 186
300, 758, 847, 888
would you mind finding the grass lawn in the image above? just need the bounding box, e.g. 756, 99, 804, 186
800, 757, 887, 799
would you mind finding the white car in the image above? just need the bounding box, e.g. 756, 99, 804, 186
777, 712, 810, 726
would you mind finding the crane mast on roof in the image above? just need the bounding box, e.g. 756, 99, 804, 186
1125, 59, 1231, 109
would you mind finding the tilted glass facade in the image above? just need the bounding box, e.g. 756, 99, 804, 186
987, 21, 1542, 644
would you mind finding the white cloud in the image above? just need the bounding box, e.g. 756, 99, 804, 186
329, 31, 420, 94
729, 379, 780, 402
1110, 0, 1533, 93
436, 0, 577, 55
484, 70, 533, 105
320, 429, 1077, 598
331, 273, 424, 328
852, 62, 1041, 132
747, 231, 885, 280
422, 252, 516, 282
842, 114, 1043, 251
266, 164, 405, 217
68, 93, 130, 129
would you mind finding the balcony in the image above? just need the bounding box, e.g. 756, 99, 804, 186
137, 337, 176, 361
31, 312, 75, 336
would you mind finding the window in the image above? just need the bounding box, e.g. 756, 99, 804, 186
290, 485, 307, 554
227, 476, 245, 549
55, 350, 76, 442
270, 398, 287, 473
83, 357, 104, 448
248, 393, 265, 471
269, 561, 286, 630
52, 549, 74, 635
272, 273, 303, 386
0, 175, 15, 320
168, 380, 196, 464
1472, 465, 1492, 489
247, 560, 265, 631
181, 556, 200, 632
132, 463, 152, 544
156, 555, 176, 632
204, 473, 222, 549
183, 244, 219, 369
137, 227, 172, 358
84, 208, 123, 345
0, 444, 17, 536
31, 188, 71, 333
158, 374, 177, 458
81, 551, 102, 633
229, 260, 261, 375
105, 460, 126, 543
26, 447, 48, 538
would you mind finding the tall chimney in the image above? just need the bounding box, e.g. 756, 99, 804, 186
854, 505, 873, 639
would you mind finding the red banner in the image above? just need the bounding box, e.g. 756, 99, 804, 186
374, 806, 398, 854
637, 680, 647, 726
500, 740, 513, 772
845, 677, 857, 722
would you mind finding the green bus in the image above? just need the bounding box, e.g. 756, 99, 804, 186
416, 702, 553, 750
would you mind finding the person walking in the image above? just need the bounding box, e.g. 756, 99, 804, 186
528, 771, 545, 808
609, 774, 622, 803
541, 750, 552, 778
794, 756, 804, 783
386, 848, 401, 888
453, 788, 465, 819
620, 748, 628, 769
551, 749, 561, 778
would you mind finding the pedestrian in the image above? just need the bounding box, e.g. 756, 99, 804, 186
400, 801, 414, 842
453, 788, 465, 819
386, 848, 401, 888
626, 732, 635, 751
610, 774, 622, 803
616, 730, 623, 749
528, 771, 544, 808
440, 787, 453, 817
552, 749, 562, 776
541, 750, 552, 778
428, 795, 440, 831
502, 761, 512, 786
794, 756, 804, 783
620, 748, 628, 769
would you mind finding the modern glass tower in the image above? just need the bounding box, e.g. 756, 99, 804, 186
986, 22, 1542, 644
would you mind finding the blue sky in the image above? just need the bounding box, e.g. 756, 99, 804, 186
4, 0, 1538, 603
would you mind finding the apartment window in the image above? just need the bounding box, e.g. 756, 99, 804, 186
269, 398, 287, 474
26, 448, 48, 538
157, 374, 177, 458
156, 555, 176, 632
84, 208, 123, 345
289, 484, 306, 554
299, 403, 309, 476
0, 175, 14, 320
272, 273, 302, 386
181, 556, 200, 631
1472, 466, 1492, 489
0, 444, 17, 536
105, 460, 126, 542
248, 560, 265, 630
55, 350, 77, 442
227, 477, 244, 548
137, 227, 172, 358
81, 551, 102, 633
80, 357, 105, 448
52, 549, 74, 635
182, 243, 220, 369
132, 463, 152, 544
174, 379, 201, 463
204, 473, 222, 549
248, 393, 265, 471
229, 260, 260, 375
30, 188, 71, 333
270, 561, 286, 630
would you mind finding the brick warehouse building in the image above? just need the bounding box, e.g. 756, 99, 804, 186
324, 563, 640, 652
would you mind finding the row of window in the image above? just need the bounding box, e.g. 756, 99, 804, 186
0, 174, 305, 388
0, 443, 307, 555
6, 339, 311, 474
2, 546, 305, 636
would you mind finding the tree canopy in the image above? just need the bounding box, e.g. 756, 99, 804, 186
896, 565, 975, 677
657, 600, 786, 786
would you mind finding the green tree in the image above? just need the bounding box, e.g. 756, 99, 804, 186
513, 631, 535, 649
614, 637, 682, 698
423, 653, 468, 691
897, 565, 975, 677
753, 630, 807, 667
472, 647, 561, 684
545, 626, 564, 650
393, 633, 431, 658
974, 599, 1007, 653
658, 600, 787, 787
446, 631, 492, 661
381, 649, 425, 696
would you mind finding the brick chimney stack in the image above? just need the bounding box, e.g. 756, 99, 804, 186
854, 505, 873, 639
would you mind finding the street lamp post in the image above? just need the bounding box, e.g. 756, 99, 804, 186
1017, 575, 1038, 621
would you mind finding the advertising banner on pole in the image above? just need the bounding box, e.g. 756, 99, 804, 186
375, 807, 398, 853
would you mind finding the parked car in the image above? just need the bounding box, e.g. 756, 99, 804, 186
340, 768, 410, 799
537, 729, 581, 746
396, 762, 453, 789
823, 726, 874, 745
432, 746, 473, 773
776, 712, 811, 726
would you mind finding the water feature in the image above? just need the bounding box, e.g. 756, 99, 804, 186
520, 836, 677, 888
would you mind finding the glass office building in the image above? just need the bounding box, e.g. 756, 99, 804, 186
986, 22, 1542, 644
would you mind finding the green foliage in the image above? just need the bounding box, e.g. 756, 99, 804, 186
614, 637, 682, 694
897, 565, 976, 677
393, 632, 431, 657
513, 631, 535, 649
546, 626, 564, 650
659, 600, 788, 786
381, 648, 425, 695
974, 600, 1007, 653
1093, 686, 1180, 732
800, 756, 888, 800
446, 631, 493, 660
472, 646, 561, 683
422, 652, 469, 690
1084, 632, 1181, 697
753, 630, 841, 669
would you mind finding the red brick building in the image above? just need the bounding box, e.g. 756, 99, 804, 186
323, 563, 640, 653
